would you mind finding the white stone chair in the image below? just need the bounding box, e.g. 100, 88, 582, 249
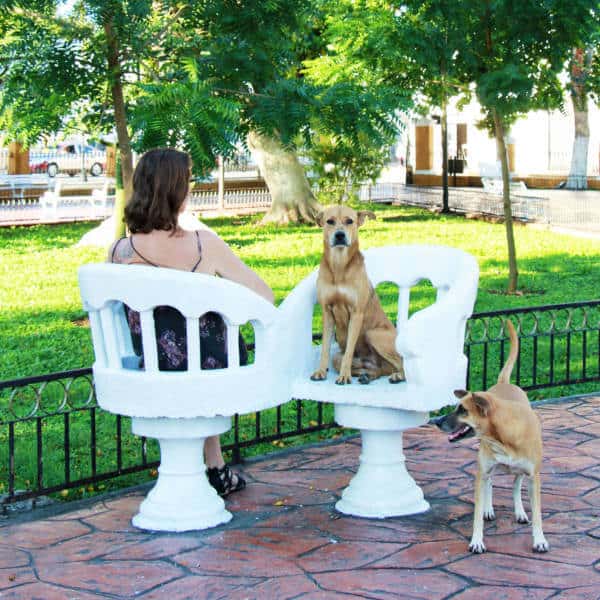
281, 245, 479, 518
78, 263, 282, 532
79, 244, 478, 531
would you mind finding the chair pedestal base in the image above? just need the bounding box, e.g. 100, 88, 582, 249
131, 416, 232, 532
334, 404, 430, 519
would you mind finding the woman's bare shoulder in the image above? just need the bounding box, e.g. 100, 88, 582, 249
107, 237, 133, 263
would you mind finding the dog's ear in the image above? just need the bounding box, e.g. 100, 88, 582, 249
472, 393, 490, 417
315, 211, 324, 227
357, 210, 376, 227
453, 389, 468, 399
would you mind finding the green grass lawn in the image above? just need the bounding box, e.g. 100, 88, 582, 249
1, 203, 600, 381
1, 203, 599, 501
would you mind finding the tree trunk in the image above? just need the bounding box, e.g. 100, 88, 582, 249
566, 48, 592, 190
247, 131, 321, 225
493, 109, 518, 293
441, 100, 449, 213
104, 16, 133, 239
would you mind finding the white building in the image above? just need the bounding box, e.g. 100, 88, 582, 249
403, 97, 600, 188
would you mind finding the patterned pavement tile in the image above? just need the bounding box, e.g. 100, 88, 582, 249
0, 520, 92, 549
0, 582, 108, 598
0, 396, 597, 599
30, 531, 141, 565
224, 574, 322, 600
369, 539, 471, 569
0, 546, 30, 569
172, 544, 305, 578
450, 585, 555, 599
140, 574, 263, 600
551, 587, 600, 600
295, 540, 408, 573
445, 553, 600, 588
0, 566, 37, 591
36, 559, 185, 597
313, 567, 468, 599
201, 527, 330, 558
80, 504, 141, 533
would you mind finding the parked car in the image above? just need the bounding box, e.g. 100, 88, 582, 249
30, 144, 106, 177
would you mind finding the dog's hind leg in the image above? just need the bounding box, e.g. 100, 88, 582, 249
529, 473, 549, 552
332, 353, 362, 373
365, 328, 405, 383
513, 474, 529, 524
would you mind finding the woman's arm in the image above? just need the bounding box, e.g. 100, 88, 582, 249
203, 233, 275, 304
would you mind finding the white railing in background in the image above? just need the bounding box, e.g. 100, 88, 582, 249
359, 182, 550, 223
188, 188, 271, 211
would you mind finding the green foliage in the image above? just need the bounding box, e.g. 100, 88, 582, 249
308, 133, 392, 204
450, 0, 599, 131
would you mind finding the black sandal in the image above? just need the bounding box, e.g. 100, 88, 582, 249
206, 464, 246, 497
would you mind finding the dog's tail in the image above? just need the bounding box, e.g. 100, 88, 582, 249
497, 319, 519, 385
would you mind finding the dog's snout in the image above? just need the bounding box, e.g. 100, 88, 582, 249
429, 413, 455, 433
334, 230, 346, 241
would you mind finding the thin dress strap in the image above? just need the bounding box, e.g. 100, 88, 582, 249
191, 230, 203, 272
110, 236, 128, 263
129, 235, 160, 267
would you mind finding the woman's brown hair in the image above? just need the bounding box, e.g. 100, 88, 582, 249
125, 148, 191, 233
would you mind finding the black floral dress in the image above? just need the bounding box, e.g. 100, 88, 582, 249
112, 235, 248, 371
125, 306, 247, 371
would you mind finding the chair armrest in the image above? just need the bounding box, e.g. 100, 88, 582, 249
396, 258, 478, 361
396, 300, 467, 360
276, 270, 318, 374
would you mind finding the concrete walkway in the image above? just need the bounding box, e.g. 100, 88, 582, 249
0, 396, 599, 599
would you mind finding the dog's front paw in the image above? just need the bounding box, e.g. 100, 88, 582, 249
335, 373, 352, 385
468, 539, 486, 554
515, 512, 530, 524
532, 537, 549, 553
388, 372, 406, 384
310, 368, 328, 381
483, 509, 496, 521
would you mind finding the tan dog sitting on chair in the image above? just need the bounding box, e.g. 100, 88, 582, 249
310, 205, 405, 385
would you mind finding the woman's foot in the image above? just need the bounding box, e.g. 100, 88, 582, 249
206, 464, 246, 497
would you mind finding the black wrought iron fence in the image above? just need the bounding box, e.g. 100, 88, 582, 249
1, 300, 598, 511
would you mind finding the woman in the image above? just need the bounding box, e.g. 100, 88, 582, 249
108, 147, 274, 497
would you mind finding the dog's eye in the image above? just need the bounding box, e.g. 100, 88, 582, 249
457, 405, 467, 415
344, 218, 353, 225
326, 218, 335, 225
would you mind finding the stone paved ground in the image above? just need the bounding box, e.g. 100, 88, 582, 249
0, 397, 598, 599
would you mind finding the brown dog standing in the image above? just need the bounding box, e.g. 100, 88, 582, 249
434, 319, 548, 554
310, 205, 405, 385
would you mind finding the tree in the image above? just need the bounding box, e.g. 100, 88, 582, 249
0, 1, 221, 237
138, 1, 404, 224
566, 46, 597, 189
451, 0, 599, 292
132, 0, 324, 224
304, 1, 467, 213
307, 0, 598, 292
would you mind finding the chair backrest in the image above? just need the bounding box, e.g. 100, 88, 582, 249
362, 245, 478, 327
79, 263, 278, 374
